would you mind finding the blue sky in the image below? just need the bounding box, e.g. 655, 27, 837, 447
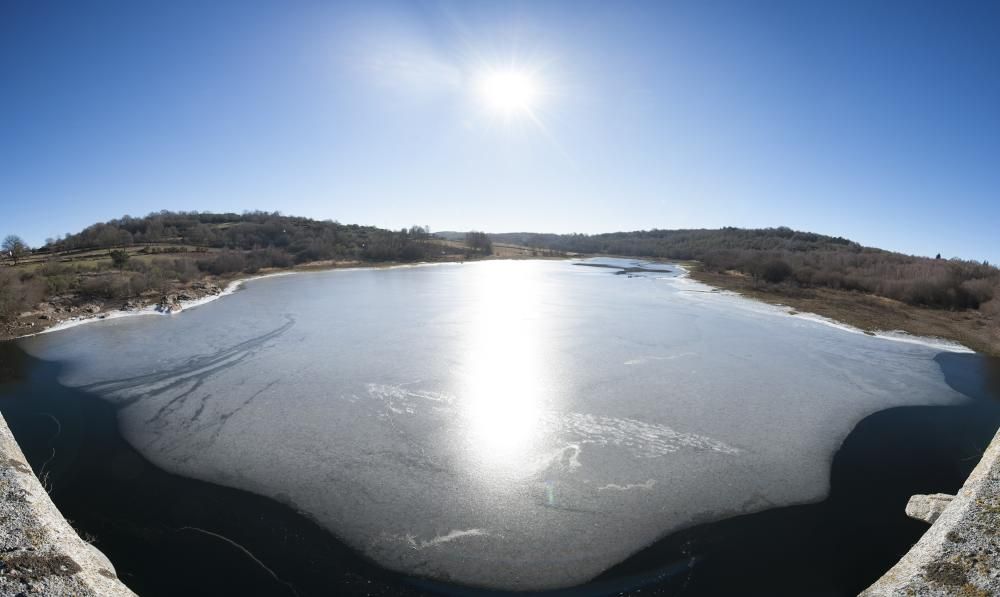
2, 1, 998, 261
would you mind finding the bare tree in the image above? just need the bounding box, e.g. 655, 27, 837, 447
2, 235, 28, 265
464, 231, 493, 255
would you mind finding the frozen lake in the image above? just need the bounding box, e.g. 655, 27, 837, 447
13, 258, 974, 590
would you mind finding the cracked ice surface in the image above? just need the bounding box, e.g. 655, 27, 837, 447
19, 259, 968, 590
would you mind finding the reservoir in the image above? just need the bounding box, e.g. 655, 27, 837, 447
1, 258, 998, 595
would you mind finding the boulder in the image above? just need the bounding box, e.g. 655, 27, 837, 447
905, 493, 954, 524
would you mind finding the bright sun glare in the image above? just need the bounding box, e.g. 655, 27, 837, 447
477, 68, 541, 118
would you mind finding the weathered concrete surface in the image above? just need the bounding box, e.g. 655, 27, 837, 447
0, 414, 135, 596
906, 493, 956, 525
862, 428, 1000, 597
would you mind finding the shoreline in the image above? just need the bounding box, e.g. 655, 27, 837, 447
23, 270, 294, 339
8, 257, 983, 359
568, 253, 981, 355
666, 264, 976, 355
1, 257, 535, 343
672, 264, 996, 356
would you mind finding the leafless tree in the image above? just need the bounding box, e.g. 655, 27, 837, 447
2, 235, 28, 265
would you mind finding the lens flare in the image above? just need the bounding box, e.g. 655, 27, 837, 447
477, 68, 541, 118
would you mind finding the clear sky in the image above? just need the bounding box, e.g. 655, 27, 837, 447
2, 1, 998, 261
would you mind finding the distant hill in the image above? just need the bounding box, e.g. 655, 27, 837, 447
432, 231, 467, 242
490, 227, 859, 257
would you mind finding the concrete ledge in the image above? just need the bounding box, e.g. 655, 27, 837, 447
862, 428, 1000, 597
0, 413, 135, 596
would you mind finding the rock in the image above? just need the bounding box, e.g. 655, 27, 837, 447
156, 295, 181, 314
120, 301, 141, 312
82, 304, 101, 314
38, 314, 51, 320
905, 493, 955, 524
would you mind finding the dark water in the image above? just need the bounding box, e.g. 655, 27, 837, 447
2, 342, 998, 597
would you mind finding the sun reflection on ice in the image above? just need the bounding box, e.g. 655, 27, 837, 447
457, 262, 552, 480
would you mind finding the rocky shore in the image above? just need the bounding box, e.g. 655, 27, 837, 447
0, 256, 505, 342
0, 280, 228, 341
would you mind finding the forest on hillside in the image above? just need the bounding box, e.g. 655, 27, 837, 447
47, 210, 437, 262
492, 227, 1000, 312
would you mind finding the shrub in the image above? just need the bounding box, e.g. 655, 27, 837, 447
0, 269, 44, 320
45, 274, 75, 295
960, 278, 995, 307
761, 259, 793, 284
199, 251, 247, 276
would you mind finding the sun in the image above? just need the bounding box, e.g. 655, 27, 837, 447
476, 68, 541, 118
